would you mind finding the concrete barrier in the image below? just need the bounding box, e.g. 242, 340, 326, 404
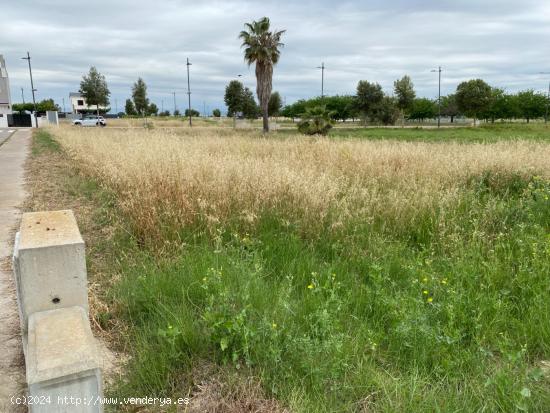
13, 210, 89, 345
27, 307, 102, 413
13, 210, 103, 412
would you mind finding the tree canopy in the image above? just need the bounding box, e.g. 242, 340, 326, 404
455, 79, 492, 123
125, 99, 136, 116
132, 78, 149, 116
394, 75, 416, 113
79, 66, 110, 116
224, 80, 245, 117
268, 91, 283, 116
356, 80, 384, 120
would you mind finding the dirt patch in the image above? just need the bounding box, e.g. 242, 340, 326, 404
186, 364, 289, 413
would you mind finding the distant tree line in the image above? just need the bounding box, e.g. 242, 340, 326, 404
12, 99, 60, 114
279, 77, 550, 125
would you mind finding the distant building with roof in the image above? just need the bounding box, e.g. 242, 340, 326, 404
69, 92, 109, 114
0, 55, 12, 115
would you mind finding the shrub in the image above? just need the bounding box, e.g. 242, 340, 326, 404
297, 105, 335, 135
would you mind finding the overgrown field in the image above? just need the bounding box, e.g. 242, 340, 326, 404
50, 125, 550, 412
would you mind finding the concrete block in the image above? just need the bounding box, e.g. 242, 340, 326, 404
13, 210, 88, 338
27, 306, 102, 412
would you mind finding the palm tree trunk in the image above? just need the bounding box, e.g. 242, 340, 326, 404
256, 63, 272, 133
262, 103, 269, 132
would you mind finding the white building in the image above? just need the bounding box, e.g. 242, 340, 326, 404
0, 55, 12, 116
69, 92, 108, 114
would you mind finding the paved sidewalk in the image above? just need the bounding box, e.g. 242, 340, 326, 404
0, 129, 31, 412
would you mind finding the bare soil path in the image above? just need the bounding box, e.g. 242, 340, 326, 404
0, 129, 31, 412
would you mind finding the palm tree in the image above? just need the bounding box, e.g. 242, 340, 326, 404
239, 17, 285, 133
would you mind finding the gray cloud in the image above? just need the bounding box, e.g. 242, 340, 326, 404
3, 0, 550, 113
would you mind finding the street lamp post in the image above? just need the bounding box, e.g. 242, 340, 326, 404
317, 62, 325, 98
186, 58, 192, 127
172, 91, 177, 116
21, 52, 38, 128
431, 66, 442, 128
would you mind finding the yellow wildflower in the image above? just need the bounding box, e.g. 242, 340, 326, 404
307, 284, 315, 289
423, 290, 428, 295
427, 297, 433, 303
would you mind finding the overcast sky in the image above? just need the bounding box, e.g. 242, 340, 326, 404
2, 0, 550, 114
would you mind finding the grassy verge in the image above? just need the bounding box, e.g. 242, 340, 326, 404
324, 123, 550, 143
34, 128, 550, 412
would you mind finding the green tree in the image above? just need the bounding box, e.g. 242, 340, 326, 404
297, 106, 335, 135
372, 96, 400, 125
132, 78, 149, 116
212, 108, 221, 117
323, 95, 355, 122
148, 103, 159, 116
125, 99, 136, 116
492, 92, 519, 121
159, 110, 170, 117
268, 91, 282, 117
441, 94, 460, 123
408, 98, 437, 122
455, 79, 492, 125
515, 90, 547, 123
174, 109, 180, 117
281, 99, 308, 122
185, 108, 201, 117
239, 17, 285, 132
12, 103, 34, 113
79, 66, 110, 121
224, 80, 245, 117
36, 98, 59, 113
355, 80, 384, 123
394, 75, 416, 114
241, 87, 260, 119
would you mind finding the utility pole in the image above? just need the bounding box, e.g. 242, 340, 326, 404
172, 91, 176, 116
186, 58, 192, 126
62, 97, 66, 113
431, 66, 442, 128
317, 62, 325, 98
203, 101, 206, 117
21, 52, 38, 128
161, 99, 164, 113
21, 87, 25, 104
115, 98, 118, 114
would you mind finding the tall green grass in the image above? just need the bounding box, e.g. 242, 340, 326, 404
109, 172, 550, 411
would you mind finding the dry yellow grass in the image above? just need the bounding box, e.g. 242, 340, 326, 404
51, 125, 550, 243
